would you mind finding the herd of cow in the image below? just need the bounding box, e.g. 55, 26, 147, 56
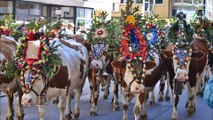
0, 16, 213, 120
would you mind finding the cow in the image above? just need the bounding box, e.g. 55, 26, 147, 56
88, 42, 120, 116
21, 38, 89, 120
161, 35, 209, 120
0, 37, 24, 120
111, 48, 163, 120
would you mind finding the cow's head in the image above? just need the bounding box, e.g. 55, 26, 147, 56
90, 43, 110, 75
162, 46, 205, 81
112, 58, 156, 93
21, 69, 48, 106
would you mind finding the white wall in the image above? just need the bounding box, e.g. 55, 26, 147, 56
83, 0, 120, 19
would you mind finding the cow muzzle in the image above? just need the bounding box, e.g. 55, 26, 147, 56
175, 72, 188, 81
21, 97, 32, 107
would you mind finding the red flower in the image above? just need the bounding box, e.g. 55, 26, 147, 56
97, 30, 104, 35
27, 32, 34, 40
147, 23, 153, 29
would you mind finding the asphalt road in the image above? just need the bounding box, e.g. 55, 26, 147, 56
0, 79, 213, 120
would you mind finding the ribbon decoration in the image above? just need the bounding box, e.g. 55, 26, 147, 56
92, 43, 106, 59
120, 24, 147, 61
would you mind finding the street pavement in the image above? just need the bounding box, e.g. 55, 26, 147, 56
0, 79, 213, 120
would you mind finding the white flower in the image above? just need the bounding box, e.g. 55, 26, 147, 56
94, 28, 107, 38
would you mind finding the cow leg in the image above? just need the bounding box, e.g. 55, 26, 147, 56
149, 89, 155, 106
171, 94, 179, 120
89, 81, 94, 104
65, 94, 72, 120
103, 76, 110, 100
16, 89, 24, 120
112, 81, 120, 111
122, 92, 130, 120
6, 93, 14, 120
90, 83, 100, 116
122, 88, 134, 120
165, 72, 171, 101
58, 96, 66, 120
158, 75, 166, 102
186, 85, 196, 115
140, 93, 148, 120
38, 105, 45, 120
73, 88, 82, 119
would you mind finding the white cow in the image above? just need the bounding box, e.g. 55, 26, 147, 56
21, 39, 89, 120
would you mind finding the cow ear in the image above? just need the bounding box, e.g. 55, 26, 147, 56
191, 51, 205, 61
111, 60, 126, 70
161, 50, 173, 59
146, 60, 156, 70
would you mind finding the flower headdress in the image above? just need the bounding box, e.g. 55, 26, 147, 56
190, 14, 213, 50
120, 0, 148, 81
86, 11, 121, 59
167, 12, 194, 49
15, 18, 62, 93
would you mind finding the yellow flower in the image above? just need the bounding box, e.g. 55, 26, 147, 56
125, 15, 135, 25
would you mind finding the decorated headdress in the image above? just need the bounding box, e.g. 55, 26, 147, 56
120, 0, 147, 61
86, 11, 121, 59
167, 12, 194, 49
15, 18, 62, 93
190, 12, 213, 50
120, 0, 148, 81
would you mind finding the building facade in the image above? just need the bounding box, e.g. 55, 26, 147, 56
111, 0, 211, 20
205, 0, 213, 20
0, 0, 94, 34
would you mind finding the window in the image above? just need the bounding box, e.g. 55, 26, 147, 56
135, 0, 143, 4
42, 6, 47, 16
0, 1, 13, 14
29, 3, 41, 15
155, 0, 163, 4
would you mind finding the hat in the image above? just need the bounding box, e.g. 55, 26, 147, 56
68, 23, 75, 27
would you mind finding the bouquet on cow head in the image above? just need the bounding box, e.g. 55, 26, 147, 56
15, 18, 62, 93
119, 0, 149, 82
190, 15, 213, 51
85, 11, 121, 60
167, 12, 194, 49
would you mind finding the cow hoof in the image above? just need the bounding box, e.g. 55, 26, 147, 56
90, 111, 97, 116
165, 96, 170, 101
149, 101, 155, 106
73, 112, 80, 120
103, 94, 108, 100
122, 117, 128, 120
52, 98, 59, 104
196, 91, 203, 96
171, 117, 178, 120
187, 106, 196, 115
65, 114, 72, 120
113, 104, 120, 111
141, 114, 147, 120
158, 97, 164, 102
6, 117, 13, 120
16, 113, 24, 120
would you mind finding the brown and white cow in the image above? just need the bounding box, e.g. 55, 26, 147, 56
112, 49, 163, 120
161, 37, 208, 120
0, 37, 24, 120
21, 39, 89, 120
88, 43, 120, 116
